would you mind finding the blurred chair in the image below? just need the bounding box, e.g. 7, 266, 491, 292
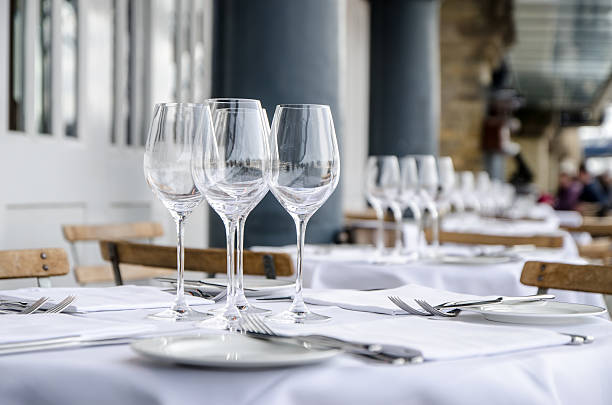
99, 240, 294, 285
563, 216, 612, 237
521, 261, 612, 295
577, 238, 612, 265
62, 222, 173, 284
0, 248, 69, 287
425, 230, 564, 248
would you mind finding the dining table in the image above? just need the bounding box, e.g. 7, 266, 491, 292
1, 291, 612, 405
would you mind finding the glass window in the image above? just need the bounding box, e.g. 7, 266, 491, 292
62, 0, 78, 137
9, 0, 26, 132
36, 0, 53, 135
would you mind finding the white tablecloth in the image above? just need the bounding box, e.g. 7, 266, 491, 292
299, 245, 605, 310
1, 301, 612, 405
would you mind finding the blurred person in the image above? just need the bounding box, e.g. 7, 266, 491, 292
577, 163, 609, 216
596, 172, 612, 199
554, 160, 582, 211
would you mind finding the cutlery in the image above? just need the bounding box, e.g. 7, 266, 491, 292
388, 296, 432, 316
156, 277, 257, 291
561, 333, 594, 344
240, 314, 424, 364
415, 299, 460, 317
435, 294, 555, 309
0, 297, 50, 315
44, 295, 76, 314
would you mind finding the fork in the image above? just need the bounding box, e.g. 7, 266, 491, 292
0, 297, 50, 315
44, 295, 76, 314
415, 299, 460, 317
240, 314, 424, 364
388, 296, 432, 316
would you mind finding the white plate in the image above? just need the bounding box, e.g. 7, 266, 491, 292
465, 301, 607, 324
190, 277, 295, 297
436, 254, 515, 265
131, 334, 339, 368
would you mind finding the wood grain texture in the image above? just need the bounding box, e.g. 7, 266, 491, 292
563, 216, 612, 237
521, 261, 612, 294
62, 222, 164, 242
577, 238, 612, 264
74, 264, 175, 284
425, 229, 564, 248
99, 241, 294, 277
0, 248, 69, 279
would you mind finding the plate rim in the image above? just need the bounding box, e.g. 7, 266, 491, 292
464, 301, 607, 318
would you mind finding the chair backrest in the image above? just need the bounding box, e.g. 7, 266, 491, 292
0, 248, 69, 287
62, 222, 164, 242
521, 260, 612, 295
99, 240, 294, 285
563, 216, 612, 237
425, 229, 564, 248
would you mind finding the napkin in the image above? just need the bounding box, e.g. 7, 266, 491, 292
271, 313, 571, 361
0, 313, 156, 345
304, 284, 490, 315
0, 285, 213, 313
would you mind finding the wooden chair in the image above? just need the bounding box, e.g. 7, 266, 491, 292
577, 238, 612, 264
0, 248, 69, 287
62, 222, 173, 284
424, 229, 564, 248
563, 216, 612, 237
521, 261, 612, 295
99, 240, 294, 285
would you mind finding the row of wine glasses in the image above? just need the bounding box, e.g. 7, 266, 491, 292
144, 100, 339, 326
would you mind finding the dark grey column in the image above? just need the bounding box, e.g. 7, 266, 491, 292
209, 0, 343, 248
369, 0, 440, 156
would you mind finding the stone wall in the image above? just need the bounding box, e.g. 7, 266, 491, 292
439, 0, 515, 170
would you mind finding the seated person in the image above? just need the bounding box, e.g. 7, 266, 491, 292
554, 160, 582, 211
577, 163, 609, 216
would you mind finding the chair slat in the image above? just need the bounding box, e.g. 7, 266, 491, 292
0, 248, 69, 279
521, 261, 612, 295
74, 264, 175, 284
99, 241, 294, 277
425, 230, 564, 248
563, 216, 612, 237
62, 222, 164, 242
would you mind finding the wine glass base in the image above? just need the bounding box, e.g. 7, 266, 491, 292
198, 314, 241, 330
147, 307, 212, 322
267, 309, 331, 324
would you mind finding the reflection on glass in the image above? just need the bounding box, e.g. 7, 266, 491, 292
9, 0, 25, 132
62, 0, 78, 137
36, 0, 53, 134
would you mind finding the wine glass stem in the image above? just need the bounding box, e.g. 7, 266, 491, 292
374, 205, 385, 255
174, 214, 187, 309
223, 220, 237, 306
408, 201, 423, 256
428, 203, 440, 250
291, 216, 309, 314
390, 203, 403, 254
235, 216, 247, 306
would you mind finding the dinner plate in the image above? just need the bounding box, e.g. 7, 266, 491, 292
131, 334, 340, 368
436, 254, 516, 265
465, 301, 607, 324
188, 277, 295, 297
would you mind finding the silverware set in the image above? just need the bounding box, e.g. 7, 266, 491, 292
239, 313, 424, 365
0, 295, 76, 315
388, 294, 556, 317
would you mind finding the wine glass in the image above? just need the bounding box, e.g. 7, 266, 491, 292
365, 156, 401, 256
438, 156, 464, 213
460, 171, 481, 213
143, 102, 212, 321
399, 156, 423, 257
268, 104, 340, 323
207, 99, 270, 315
192, 100, 269, 328
414, 155, 440, 255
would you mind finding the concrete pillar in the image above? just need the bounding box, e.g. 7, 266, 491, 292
369, 0, 440, 156
209, 0, 344, 247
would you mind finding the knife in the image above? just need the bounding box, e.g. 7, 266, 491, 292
436, 294, 555, 309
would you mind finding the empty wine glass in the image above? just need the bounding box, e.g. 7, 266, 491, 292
365, 156, 401, 256
460, 171, 481, 213
399, 156, 423, 257
414, 155, 440, 255
144, 102, 212, 321
438, 156, 464, 213
207, 98, 270, 316
268, 104, 340, 323
192, 99, 269, 329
